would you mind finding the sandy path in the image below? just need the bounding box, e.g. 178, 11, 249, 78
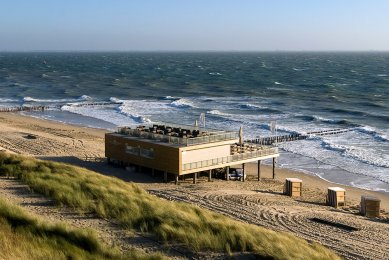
1, 112, 389, 259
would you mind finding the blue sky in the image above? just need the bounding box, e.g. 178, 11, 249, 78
1, 0, 389, 51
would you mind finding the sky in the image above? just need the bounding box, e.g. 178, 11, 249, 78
1, 0, 389, 51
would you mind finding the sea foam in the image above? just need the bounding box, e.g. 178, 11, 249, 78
23, 95, 91, 103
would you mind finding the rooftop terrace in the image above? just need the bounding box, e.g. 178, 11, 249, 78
116, 123, 238, 146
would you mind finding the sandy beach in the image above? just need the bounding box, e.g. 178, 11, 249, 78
0, 112, 388, 259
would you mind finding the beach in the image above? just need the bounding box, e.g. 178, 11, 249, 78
0, 112, 388, 259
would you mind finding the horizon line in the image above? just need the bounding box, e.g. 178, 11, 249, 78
1, 49, 389, 53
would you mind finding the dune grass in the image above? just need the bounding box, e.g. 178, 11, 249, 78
0, 197, 162, 260
0, 152, 340, 259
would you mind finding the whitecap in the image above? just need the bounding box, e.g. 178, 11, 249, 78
209, 72, 222, 76
169, 98, 195, 108
109, 97, 125, 104
0, 98, 19, 103
292, 67, 309, 71
206, 110, 230, 116
239, 103, 262, 110
355, 125, 389, 142
23, 95, 91, 103
163, 96, 179, 100
117, 103, 151, 123
320, 138, 389, 168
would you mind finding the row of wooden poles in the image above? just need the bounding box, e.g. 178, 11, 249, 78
250, 134, 305, 145
0, 106, 49, 112
249, 128, 355, 145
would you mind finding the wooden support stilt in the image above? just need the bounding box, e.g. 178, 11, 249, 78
258, 160, 261, 181
151, 168, 155, 177
226, 166, 230, 181
193, 172, 197, 184
272, 158, 275, 179
164, 171, 168, 183
175, 175, 179, 185
242, 163, 245, 182
208, 170, 212, 182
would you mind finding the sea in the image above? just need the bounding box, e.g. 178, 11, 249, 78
0, 52, 388, 192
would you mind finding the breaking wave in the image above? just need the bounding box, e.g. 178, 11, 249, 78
169, 98, 195, 108
23, 95, 92, 103
117, 103, 151, 123
320, 138, 389, 168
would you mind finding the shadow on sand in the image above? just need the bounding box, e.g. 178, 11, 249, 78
38, 156, 162, 184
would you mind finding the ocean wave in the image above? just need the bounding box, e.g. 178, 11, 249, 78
169, 98, 195, 108
238, 103, 282, 114
274, 81, 282, 85
327, 108, 367, 117
206, 110, 230, 116
320, 138, 389, 168
327, 108, 389, 122
41, 73, 50, 78
354, 126, 389, 142
209, 72, 222, 76
109, 97, 125, 104
162, 96, 179, 100
0, 98, 19, 103
239, 103, 263, 110
117, 103, 151, 123
296, 114, 356, 126
23, 95, 92, 103
292, 67, 309, 71
377, 74, 388, 77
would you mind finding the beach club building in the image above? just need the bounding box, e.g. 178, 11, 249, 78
105, 123, 279, 183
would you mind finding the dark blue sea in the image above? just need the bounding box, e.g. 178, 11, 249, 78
0, 52, 388, 192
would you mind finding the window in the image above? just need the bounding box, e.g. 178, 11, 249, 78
125, 144, 154, 159
126, 145, 140, 155
140, 148, 154, 159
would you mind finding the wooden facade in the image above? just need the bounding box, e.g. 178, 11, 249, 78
105, 129, 279, 178
284, 178, 302, 197
327, 187, 346, 208
360, 196, 380, 217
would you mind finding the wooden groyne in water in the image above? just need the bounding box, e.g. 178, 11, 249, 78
249, 128, 355, 145
0, 101, 120, 113
0, 106, 49, 113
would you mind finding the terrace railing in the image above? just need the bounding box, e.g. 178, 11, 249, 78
117, 127, 238, 146
183, 147, 278, 171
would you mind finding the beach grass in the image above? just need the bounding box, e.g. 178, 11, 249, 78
0, 196, 162, 260
0, 152, 340, 259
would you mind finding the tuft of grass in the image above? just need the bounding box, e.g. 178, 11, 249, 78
0, 152, 340, 259
0, 197, 163, 260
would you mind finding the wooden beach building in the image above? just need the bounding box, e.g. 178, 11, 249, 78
105, 123, 279, 183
